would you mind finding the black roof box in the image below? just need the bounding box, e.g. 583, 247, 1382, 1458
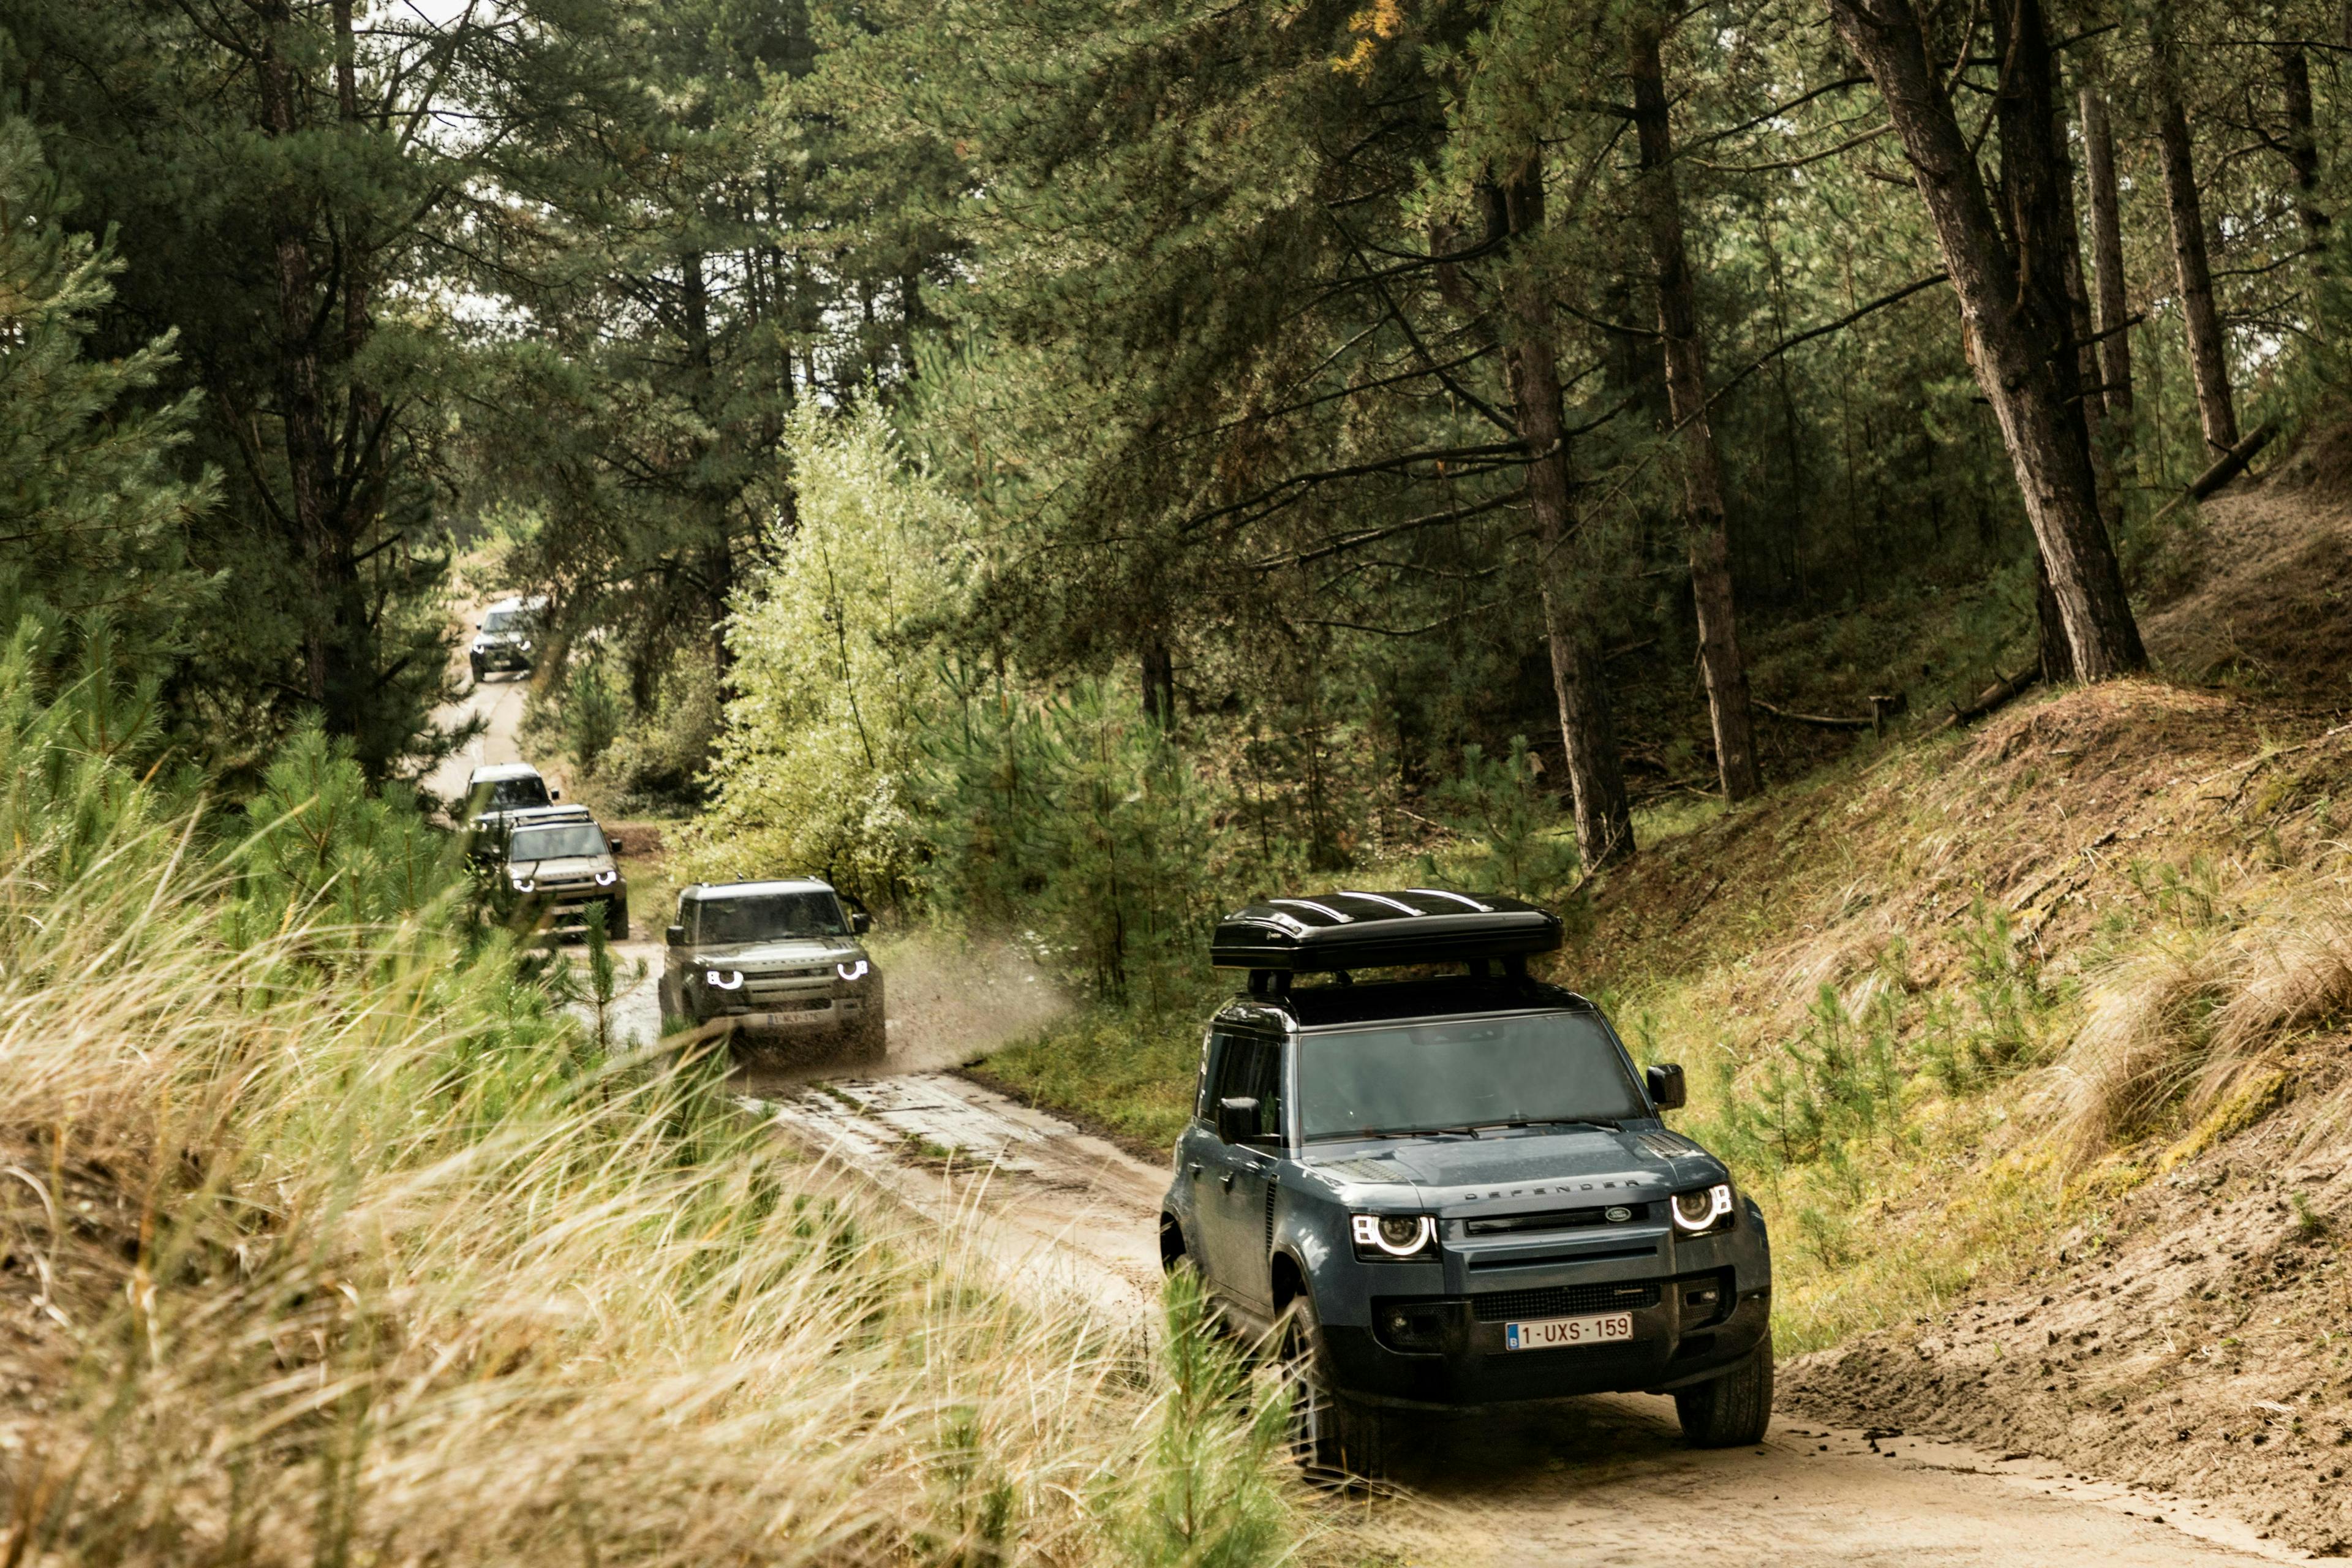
1209, 889, 1561, 972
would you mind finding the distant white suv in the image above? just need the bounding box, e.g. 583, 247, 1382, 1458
469, 595, 547, 682
464, 762, 564, 838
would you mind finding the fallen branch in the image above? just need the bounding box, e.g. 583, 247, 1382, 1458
1933, 666, 2040, 732
2147, 421, 2280, 527
1754, 693, 1908, 733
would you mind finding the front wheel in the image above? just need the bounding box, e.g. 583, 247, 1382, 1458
469, 655, 485, 684
1282, 1292, 1387, 1484
1673, 1329, 1774, 1448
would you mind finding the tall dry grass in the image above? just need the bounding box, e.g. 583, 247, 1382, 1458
0, 680, 1299, 1565
2048, 896, 2352, 1159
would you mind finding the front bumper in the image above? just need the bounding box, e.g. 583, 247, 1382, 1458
1324, 1280, 1771, 1408
474, 643, 532, 671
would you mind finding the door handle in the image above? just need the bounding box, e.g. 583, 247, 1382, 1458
1220, 1170, 1237, 1191
1188, 1163, 1202, 1179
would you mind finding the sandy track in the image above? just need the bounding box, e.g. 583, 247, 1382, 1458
752, 1066, 2311, 1564
431, 643, 2312, 1563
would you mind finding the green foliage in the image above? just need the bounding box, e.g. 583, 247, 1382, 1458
696, 404, 970, 899
1420, 736, 1581, 903
1108, 1267, 1293, 1568
564, 658, 625, 778
918, 679, 1225, 1009
0, 118, 214, 685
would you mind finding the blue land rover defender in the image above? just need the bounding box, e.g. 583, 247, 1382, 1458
1158, 889, 1773, 1478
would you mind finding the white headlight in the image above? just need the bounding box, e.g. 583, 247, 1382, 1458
511, 876, 535, 893
705, 969, 744, 990
836, 959, 869, 981
1350, 1213, 1436, 1257
594, 870, 617, 886
1670, 1183, 1735, 1234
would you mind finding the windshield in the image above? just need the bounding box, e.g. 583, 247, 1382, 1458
1297, 1012, 1646, 1142
478, 775, 550, 810
508, 824, 607, 862
691, 891, 846, 945
481, 608, 537, 634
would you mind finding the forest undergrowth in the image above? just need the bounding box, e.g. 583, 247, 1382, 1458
0, 648, 1303, 1568
979, 473, 2352, 1364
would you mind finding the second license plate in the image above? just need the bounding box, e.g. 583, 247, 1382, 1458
1503, 1311, 1634, 1351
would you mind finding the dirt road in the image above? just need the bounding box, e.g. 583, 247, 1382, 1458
429, 645, 2317, 1564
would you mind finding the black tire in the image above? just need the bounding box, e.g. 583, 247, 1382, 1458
1282, 1291, 1387, 1484
469, 655, 484, 684
1673, 1329, 1774, 1447
607, 900, 629, 941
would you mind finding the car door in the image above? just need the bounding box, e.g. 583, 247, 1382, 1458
1199, 1029, 1286, 1319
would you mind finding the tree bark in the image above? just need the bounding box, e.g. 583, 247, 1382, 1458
2278, 45, 2329, 320
257, 0, 340, 712
1627, 13, 1762, 803
2152, 45, 2239, 453
1829, 0, 2147, 679
2079, 81, 2133, 420
1990, 0, 2097, 680
1486, 170, 1635, 869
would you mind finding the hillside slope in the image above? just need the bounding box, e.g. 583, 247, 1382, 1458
1572, 442, 2352, 1554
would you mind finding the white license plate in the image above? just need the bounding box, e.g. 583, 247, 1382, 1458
1503, 1311, 1634, 1351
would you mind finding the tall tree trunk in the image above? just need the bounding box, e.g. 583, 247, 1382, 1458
2079, 80, 2134, 421
1992, 0, 2094, 680
2279, 45, 2329, 323
1829, 0, 2147, 678
1486, 170, 1635, 869
1627, 13, 1762, 801
680, 251, 733, 679
1139, 637, 1175, 729
257, 0, 341, 713
2152, 42, 2239, 453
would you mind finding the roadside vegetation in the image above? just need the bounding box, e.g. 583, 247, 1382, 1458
0, 663, 1311, 1564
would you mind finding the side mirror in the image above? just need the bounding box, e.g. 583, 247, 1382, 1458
549, 788, 561, 801
1646, 1063, 1687, 1112
1215, 1095, 1262, 1145
608, 837, 624, 854
665, 924, 685, 948
850, 911, 872, 935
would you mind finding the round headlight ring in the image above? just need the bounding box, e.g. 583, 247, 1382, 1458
594, 869, 618, 886
1351, 1213, 1436, 1257
1671, 1183, 1735, 1234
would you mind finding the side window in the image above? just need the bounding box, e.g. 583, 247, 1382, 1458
1211, 1033, 1287, 1146
1196, 1031, 1225, 1122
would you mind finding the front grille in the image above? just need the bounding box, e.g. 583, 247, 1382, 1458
1464, 1203, 1652, 1237
1471, 1281, 1662, 1322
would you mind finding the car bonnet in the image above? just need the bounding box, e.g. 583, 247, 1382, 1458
1302, 1125, 1725, 1213
690, 935, 866, 968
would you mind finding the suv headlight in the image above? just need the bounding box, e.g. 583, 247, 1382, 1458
704, 969, 744, 990
1351, 1213, 1436, 1260
1670, 1183, 1736, 1236
510, 875, 535, 893
594, 869, 618, 886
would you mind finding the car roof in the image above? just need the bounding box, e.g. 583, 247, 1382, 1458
467, 762, 543, 783
685, 878, 837, 900
1210, 889, 1561, 973
505, 805, 596, 830
1217, 976, 1600, 1031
